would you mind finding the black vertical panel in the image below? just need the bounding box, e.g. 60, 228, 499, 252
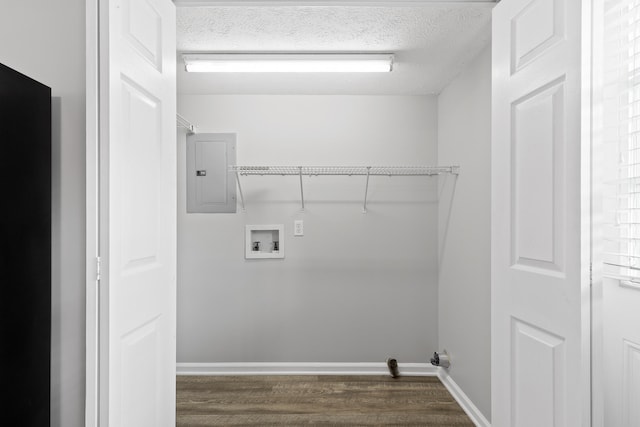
0, 63, 51, 426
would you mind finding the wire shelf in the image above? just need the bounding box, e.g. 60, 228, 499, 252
230, 165, 460, 213
232, 165, 459, 176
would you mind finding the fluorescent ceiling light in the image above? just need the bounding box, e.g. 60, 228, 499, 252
182, 53, 394, 73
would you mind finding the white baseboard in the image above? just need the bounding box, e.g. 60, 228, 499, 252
437, 370, 491, 427
176, 362, 489, 426
177, 361, 437, 376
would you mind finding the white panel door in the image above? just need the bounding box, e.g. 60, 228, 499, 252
98, 0, 176, 425
492, 0, 589, 426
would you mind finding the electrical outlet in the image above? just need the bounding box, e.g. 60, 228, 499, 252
294, 220, 304, 236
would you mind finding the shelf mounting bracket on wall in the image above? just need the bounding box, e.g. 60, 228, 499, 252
362, 166, 372, 214
231, 165, 460, 213
298, 166, 305, 212
235, 170, 246, 211
177, 113, 196, 134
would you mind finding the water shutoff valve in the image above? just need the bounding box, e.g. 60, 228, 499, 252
430, 351, 450, 368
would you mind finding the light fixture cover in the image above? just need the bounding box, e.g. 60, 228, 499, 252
182, 53, 394, 73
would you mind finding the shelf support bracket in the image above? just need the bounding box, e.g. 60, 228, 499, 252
362, 166, 371, 214
299, 167, 305, 212
235, 170, 246, 212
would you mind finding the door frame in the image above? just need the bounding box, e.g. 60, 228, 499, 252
85, 0, 99, 425
581, 1, 595, 425
588, 0, 607, 425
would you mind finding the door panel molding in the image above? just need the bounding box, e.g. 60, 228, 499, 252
511, 318, 566, 426
510, 76, 566, 275
510, 0, 565, 74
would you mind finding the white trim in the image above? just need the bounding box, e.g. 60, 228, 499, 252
581, 1, 594, 426
589, 0, 604, 425
437, 370, 491, 427
85, 0, 100, 426
174, 0, 498, 6
177, 362, 437, 376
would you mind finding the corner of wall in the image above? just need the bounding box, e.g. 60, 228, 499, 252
436, 45, 492, 422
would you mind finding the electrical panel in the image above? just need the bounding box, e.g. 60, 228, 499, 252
187, 133, 236, 213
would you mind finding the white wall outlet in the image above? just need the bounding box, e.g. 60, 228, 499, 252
294, 220, 304, 236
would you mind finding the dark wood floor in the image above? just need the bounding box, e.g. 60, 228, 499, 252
176, 375, 474, 426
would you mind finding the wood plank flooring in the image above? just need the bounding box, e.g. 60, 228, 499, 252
176, 375, 474, 426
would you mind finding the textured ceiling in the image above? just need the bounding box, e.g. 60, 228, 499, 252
177, 5, 493, 95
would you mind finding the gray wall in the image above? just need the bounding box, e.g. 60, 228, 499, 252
437, 47, 492, 420
177, 95, 439, 363
0, 2, 86, 426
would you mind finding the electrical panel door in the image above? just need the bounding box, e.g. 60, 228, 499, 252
187, 133, 236, 213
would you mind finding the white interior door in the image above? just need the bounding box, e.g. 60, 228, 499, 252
98, 0, 176, 425
492, 0, 590, 425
